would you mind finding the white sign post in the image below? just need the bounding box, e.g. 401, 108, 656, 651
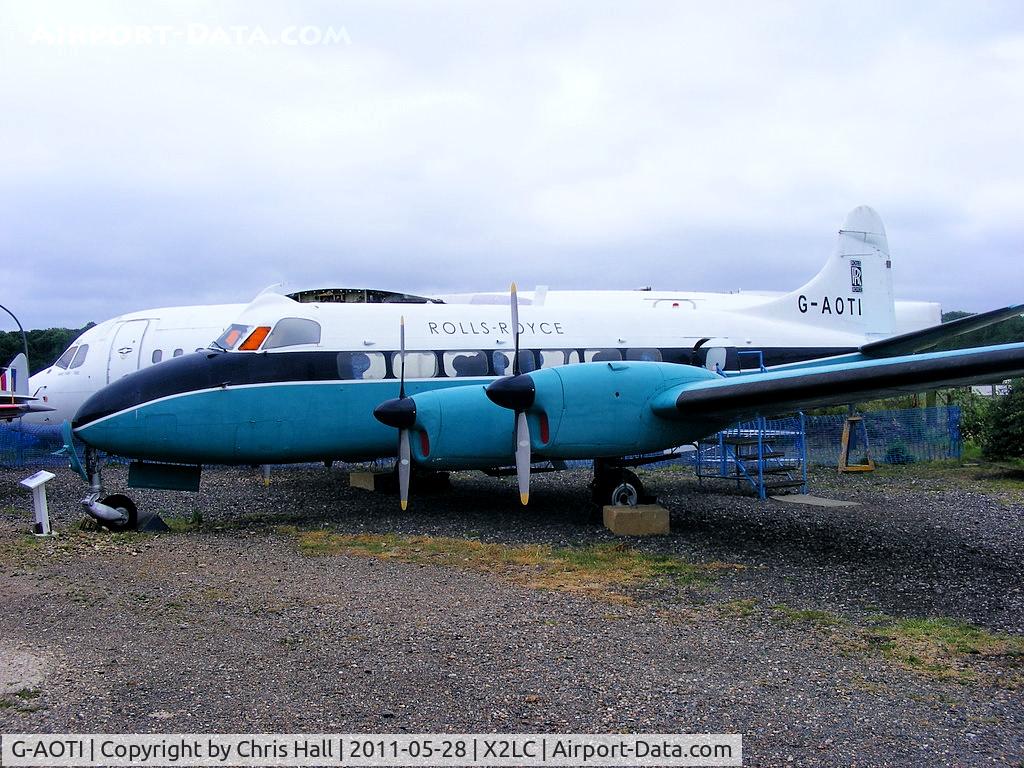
20, 470, 56, 536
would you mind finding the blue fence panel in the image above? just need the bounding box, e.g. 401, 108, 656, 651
0, 423, 73, 468
804, 406, 961, 466
0, 406, 963, 470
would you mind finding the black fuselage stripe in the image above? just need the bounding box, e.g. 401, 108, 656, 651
73, 346, 855, 428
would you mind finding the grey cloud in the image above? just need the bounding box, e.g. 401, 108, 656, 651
1, 0, 1022, 329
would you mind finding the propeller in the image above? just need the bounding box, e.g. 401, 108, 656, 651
510, 284, 530, 505
372, 316, 415, 510
486, 283, 535, 505
397, 316, 410, 510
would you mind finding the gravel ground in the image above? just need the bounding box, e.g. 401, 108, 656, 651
1, 462, 1022, 766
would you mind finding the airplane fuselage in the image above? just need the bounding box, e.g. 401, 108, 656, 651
73, 297, 867, 464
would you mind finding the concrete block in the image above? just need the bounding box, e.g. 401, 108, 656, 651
603, 504, 670, 536
348, 471, 393, 492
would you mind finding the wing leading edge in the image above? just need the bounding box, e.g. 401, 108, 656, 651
652, 342, 1024, 423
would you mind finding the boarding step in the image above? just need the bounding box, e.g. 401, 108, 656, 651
695, 414, 808, 499
734, 450, 786, 459
720, 437, 761, 446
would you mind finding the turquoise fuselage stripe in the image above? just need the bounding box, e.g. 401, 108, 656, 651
76, 378, 488, 464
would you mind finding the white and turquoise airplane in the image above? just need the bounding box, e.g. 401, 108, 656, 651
65, 208, 1024, 529
29, 207, 932, 427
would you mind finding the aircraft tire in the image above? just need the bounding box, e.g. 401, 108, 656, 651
593, 468, 643, 507
100, 494, 138, 532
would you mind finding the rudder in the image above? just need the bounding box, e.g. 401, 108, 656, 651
751, 206, 897, 338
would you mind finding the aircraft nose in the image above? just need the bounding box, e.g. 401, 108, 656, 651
72, 378, 140, 430
72, 350, 225, 431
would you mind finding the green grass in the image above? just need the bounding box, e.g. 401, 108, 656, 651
867, 617, 1024, 682
280, 529, 718, 600
163, 515, 199, 533
720, 599, 758, 617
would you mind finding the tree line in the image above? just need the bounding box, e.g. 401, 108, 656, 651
0, 324, 95, 374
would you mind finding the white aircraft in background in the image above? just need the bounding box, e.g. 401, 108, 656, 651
25, 303, 245, 426
23, 206, 936, 426
439, 207, 942, 334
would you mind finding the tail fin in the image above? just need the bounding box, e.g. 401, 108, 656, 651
751, 206, 896, 338
1, 353, 29, 395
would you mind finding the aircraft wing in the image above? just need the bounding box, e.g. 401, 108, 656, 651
652, 342, 1024, 423
860, 304, 1024, 358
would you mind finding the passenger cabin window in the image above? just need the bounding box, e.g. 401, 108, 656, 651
585, 349, 622, 362
69, 345, 89, 369
337, 351, 386, 380
264, 318, 322, 350
55, 346, 78, 370
539, 350, 566, 368
443, 351, 488, 377
626, 348, 662, 362
213, 324, 251, 351
391, 351, 437, 379
173, 348, 183, 357
152, 350, 163, 364
492, 350, 536, 375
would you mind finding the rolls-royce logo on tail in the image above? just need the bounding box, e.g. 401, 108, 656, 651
850, 260, 863, 293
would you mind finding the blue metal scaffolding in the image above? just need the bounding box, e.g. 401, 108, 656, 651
695, 414, 808, 499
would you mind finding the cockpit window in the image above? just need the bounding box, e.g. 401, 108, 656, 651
263, 318, 322, 350
69, 344, 90, 369
211, 324, 251, 351
55, 346, 79, 370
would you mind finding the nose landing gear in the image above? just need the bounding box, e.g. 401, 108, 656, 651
79, 447, 139, 532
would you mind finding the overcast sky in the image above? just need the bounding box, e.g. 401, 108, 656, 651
1, 0, 1022, 329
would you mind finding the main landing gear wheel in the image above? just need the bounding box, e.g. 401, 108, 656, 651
610, 470, 642, 506
592, 465, 644, 507
99, 494, 138, 532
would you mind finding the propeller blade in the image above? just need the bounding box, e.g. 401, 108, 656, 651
399, 315, 406, 399
515, 410, 531, 505
398, 428, 411, 511
510, 282, 520, 376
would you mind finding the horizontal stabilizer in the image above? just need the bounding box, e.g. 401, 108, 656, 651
653, 343, 1024, 423
861, 304, 1024, 358
0, 401, 55, 420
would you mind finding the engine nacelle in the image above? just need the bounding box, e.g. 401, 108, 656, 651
521, 361, 719, 458
407, 384, 517, 469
